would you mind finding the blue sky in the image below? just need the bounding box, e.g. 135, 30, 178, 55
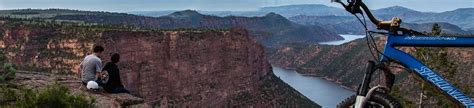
0, 0, 472, 12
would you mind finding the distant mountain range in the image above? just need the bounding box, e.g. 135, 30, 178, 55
373, 6, 474, 31
0, 9, 342, 47
130, 4, 349, 18
1, 4, 471, 39
289, 15, 472, 35
131, 4, 474, 33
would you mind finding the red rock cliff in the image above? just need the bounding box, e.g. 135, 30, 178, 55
96, 28, 317, 107
0, 20, 318, 107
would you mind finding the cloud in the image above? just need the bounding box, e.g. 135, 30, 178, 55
0, 0, 265, 11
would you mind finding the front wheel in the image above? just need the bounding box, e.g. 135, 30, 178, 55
337, 91, 402, 108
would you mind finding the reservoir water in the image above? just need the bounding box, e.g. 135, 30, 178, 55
319, 34, 365, 45
272, 66, 355, 108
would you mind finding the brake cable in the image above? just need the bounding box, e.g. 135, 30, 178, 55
353, 11, 400, 87
353, 13, 377, 60
354, 12, 392, 62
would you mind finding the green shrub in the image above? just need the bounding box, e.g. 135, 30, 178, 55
0, 63, 16, 83
0, 85, 17, 103
0, 50, 5, 62
16, 84, 95, 108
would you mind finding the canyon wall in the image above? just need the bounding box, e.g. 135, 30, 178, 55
0, 19, 319, 107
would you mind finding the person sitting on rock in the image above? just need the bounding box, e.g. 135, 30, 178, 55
80, 46, 104, 90
102, 53, 129, 93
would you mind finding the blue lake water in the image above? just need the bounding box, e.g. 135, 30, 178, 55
272, 66, 355, 108
319, 34, 365, 45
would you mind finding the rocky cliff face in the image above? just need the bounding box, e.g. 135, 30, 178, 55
0, 19, 318, 107
268, 36, 474, 107
96, 29, 317, 107
0, 22, 96, 74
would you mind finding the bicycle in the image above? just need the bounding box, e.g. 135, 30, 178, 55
330, 0, 474, 107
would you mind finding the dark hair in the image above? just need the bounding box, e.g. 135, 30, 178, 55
93, 46, 104, 53
111, 53, 120, 63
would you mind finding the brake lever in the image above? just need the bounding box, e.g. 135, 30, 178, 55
348, 0, 363, 14
332, 0, 363, 14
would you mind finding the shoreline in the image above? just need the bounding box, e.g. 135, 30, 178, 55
274, 65, 356, 92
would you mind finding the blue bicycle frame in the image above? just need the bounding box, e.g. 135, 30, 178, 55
380, 34, 474, 107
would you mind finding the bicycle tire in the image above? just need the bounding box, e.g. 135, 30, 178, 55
337, 91, 402, 108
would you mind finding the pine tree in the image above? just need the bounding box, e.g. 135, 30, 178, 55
431, 23, 441, 36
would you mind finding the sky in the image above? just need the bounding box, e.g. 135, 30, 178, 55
0, 0, 472, 12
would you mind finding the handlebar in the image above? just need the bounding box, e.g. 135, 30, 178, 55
331, 0, 424, 35
332, 0, 396, 31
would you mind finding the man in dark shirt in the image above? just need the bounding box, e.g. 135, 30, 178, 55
102, 53, 129, 93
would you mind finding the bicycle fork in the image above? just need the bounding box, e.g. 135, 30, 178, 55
354, 61, 395, 108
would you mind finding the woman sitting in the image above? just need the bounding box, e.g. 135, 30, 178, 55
102, 53, 129, 93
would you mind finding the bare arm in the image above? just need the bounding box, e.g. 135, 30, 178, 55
96, 71, 101, 79
78, 61, 83, 77
95, 59, 103, 79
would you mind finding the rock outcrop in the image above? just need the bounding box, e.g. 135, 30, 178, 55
14, 71, 149, 107
0, 19, 319, 107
